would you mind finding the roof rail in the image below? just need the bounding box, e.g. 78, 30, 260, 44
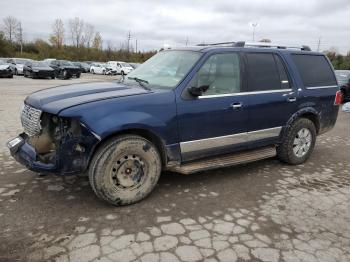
197, 41, 311, 51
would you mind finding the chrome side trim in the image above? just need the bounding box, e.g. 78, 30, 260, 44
198, 89, 292, 99
180, 132, 247, 154
306, 85, 338, 90
247, 127, 282, 142
180, 127, 282, 154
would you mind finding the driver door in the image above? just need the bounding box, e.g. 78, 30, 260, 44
177, 52, 250, 161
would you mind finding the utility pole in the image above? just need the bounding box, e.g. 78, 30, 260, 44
127, 31, 131, 53
250, 22, 259, 42
17, 22, 23, 54
135, 39, 138, 53
185, 36, 189, 46
317, 37, 321, 52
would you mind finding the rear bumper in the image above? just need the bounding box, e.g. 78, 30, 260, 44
7, 134, 57, 173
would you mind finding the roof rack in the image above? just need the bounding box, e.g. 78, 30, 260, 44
197, 41, 311, 51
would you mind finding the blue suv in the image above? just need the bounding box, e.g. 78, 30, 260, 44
7, 41, 342, 205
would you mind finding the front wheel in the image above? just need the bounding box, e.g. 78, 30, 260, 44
277, 118, 316, 165
89, 135, 162, 206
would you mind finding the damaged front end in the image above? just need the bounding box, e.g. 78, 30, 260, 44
7, 104, 100, 175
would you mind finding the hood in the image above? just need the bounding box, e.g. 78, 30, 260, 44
0, 65, 10, 70
25, 81, 151, 114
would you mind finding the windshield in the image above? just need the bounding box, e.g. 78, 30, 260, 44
121, 62, 131, 67
124, 50, 201, 89
335, 71, 350, 84
31, 61, 47, 67
14, 59, 30, 64
61, 60, 74, 66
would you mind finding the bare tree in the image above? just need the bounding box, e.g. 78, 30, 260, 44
49, 18, 65, 48
3, 16, 19, 42
92, 31, 102, 50
69, 17, 84, 48
83, 23, 95, 48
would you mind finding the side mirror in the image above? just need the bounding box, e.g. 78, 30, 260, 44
188, 85, 209, 96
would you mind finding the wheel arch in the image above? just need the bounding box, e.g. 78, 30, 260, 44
87, 128, 167, 170
280, 107, 320, 141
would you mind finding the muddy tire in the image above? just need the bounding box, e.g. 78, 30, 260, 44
89, 135, 162, 206
277, 118, 316, 165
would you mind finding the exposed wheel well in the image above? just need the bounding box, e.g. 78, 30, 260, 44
299, 113, 320, 134
90, 129, 167, 168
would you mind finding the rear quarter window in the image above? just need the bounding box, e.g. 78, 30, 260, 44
291, 54, 337, 87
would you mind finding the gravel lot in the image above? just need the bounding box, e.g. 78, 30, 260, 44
0, 74, 349, 262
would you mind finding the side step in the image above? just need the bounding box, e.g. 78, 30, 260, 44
167, 146, 276, 174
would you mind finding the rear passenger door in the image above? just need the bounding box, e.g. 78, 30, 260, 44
243, 52, 298, 144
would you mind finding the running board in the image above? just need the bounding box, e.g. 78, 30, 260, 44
167, 146, 276, 174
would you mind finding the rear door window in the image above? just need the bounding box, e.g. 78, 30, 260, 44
291, 54, 337, 87
245, 53, 283, 92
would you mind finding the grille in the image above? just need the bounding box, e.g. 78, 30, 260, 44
21, 104, 42, 137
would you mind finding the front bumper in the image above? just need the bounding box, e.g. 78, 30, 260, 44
17, 68, 24, 74
7, 134, 57, 173
7, 123, 100, 175
0, 69, 13, 77
34, 70, 55, 78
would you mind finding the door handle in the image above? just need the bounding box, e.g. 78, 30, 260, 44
231, 102, 243, 109
287, 97, 297, 102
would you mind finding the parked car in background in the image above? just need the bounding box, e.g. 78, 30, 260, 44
129, 63, 141, 69
107, 61, 134, 75
48, 60, 81, 79
72, 62, 91, 73
0, 60, 14, 78
23, 61, 55, 79
0, 58, 16, 74
7, 58, 32, 75
7, 42, 342, 206
335, 70, 350, 102
90, 63, 108, 74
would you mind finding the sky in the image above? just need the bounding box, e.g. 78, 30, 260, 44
0, 0, 350, 54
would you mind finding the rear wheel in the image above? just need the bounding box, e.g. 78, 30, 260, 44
277, 118, 316, 165
89, 135, 162, 206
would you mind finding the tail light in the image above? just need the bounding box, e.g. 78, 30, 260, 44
334, 90, 343, 105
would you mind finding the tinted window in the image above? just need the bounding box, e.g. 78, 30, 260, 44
193, 53, 241, 96
246, 53, 281, 91
292, 54, 337, 87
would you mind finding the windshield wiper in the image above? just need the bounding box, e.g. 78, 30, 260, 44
127, 77, 151, 91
